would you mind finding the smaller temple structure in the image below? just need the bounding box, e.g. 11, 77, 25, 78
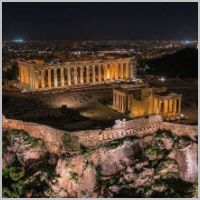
113, 84, 182, 120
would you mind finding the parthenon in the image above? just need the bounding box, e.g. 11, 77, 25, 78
18, 57, 136, 90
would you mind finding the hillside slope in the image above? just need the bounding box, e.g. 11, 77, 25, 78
144, 48, 198, 78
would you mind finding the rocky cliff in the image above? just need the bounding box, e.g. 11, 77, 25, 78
2, 115, 198, 198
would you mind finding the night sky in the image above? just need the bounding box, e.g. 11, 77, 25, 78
3, 2, 198, 41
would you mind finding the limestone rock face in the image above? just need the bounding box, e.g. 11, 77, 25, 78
52, 155, 97, 197
3, 116, 65, 155
169, 143, 198, 183
95, 141, 135, 176
2, 150, 16, 168
161, 137, 174, 150
2, 115, 198, 198
131, 168, 154, 188
8, 136, 48, 167
51, 141, 135, 197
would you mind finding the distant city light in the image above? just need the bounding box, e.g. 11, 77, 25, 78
185, 40, 190, 44
13, 39, 23, 43
159, 77, 165, 82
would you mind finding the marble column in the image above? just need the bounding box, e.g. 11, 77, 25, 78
29, 68, 34, 89
129, 60, 134, 79
20, 67, 24, 84
163, 100, 167, 114
121, 96, 123, 112
92, 65, 96, 83
117, 94, 119, 110
54, 68, 58, 87
167, 100, 169, 115
114, 63, 119, 80
119, 95, 121, 110
67, 67, 71, 86
74, 66, 78, 85
178, 98, 181, 114
103, 65, 107, 81
19, 66, 22, 83
118, 95, 120, 110
173, 98, 177, 114
23, 67, 26, 84
48, 69, 51, 87
113, 92, 116, 107
34, 71, 39, 89
169, 99, 173, 114
110, 64, 112, 80
121, 96, 123, 111
86, 66, 90, 83
117, 94, 120, 110
41, 70, 45, 88
120, 63, 123, 79
122, 96, 125, 112
116, 94, 118, 108
125, 62, 129, 78
80, 66, 84, 84
64, 67, 68, 85
98, 65, 102, 82
154, 98, 158, 114
158, 100, 162, 113
60, 68, 64, 86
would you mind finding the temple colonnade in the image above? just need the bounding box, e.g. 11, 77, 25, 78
113, 89, 130, 113
113, 88, 182, 118
156, 96, 182, 117
18, 58, 136, 90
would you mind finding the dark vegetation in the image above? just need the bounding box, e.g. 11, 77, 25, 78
141, 48, 198, 78
2, 130, 57, 198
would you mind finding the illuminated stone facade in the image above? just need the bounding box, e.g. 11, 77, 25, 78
113, 86, 182, 119
18, 57, 136, 90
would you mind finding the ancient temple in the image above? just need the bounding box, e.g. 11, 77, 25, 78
113, 86, 182, 120
18, 57, 136, 90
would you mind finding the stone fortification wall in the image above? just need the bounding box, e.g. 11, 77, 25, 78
2, 115, 197, 154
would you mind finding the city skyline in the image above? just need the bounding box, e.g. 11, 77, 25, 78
3, 2, 198, 41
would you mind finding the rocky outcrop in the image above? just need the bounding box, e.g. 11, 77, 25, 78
8, 134, 48, 167
161, 137, 174, 150
2, 122, 198, 198
129, 168, 154, 188
92, 141, 135, 176
51, 141, 135, 197
168, 143, 198, 183
51, 155, 97, 197
3, 115, 65, 155
2, 115, 198, 198
161, 122, 197, 141
2, 150, 16, 168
